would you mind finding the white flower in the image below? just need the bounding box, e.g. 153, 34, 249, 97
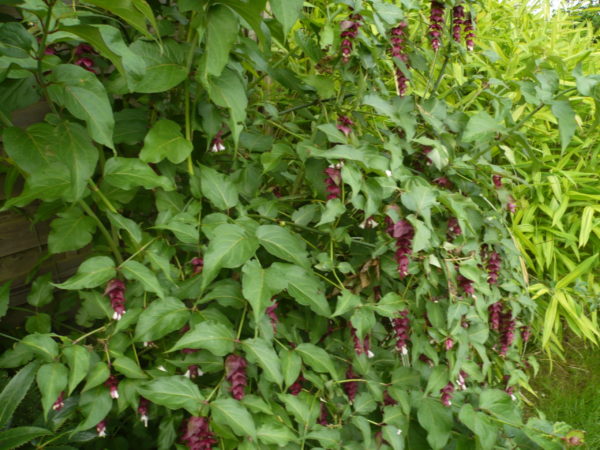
211, 142, 226, 152
385, 170, 392, 177
367, 350, 375, 358
110, 389, 119, 399
141, 414, 149, 427
158, 365, 167, 372
98, 429, 106, 438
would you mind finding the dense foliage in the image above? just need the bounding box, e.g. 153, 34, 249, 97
0, 0, 598, 448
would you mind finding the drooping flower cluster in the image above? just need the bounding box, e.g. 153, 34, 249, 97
429, 2, 445, 51
184, 364, 202, 379
104, 375, 119, 399
74, 43, 97, 72
340, 13, 362, 63
456, 370, 468, 390
392, 309, 410, 355
447, 217, 462, 240
386, 219, 414, 278
318, 403, 329, 425
324, 164, 343, 200
225, 355, 247, 400
96, 420, 107, 437
507, 197, 517, 213
499, 310, 516, 356
444, 337, 454, 351
457, 273, 475, 297
440, 382, 454, 407
52, 391, 65, 411
289, 374, 304, 395
452, 5, 465, 42
210, 129, 226, 153
434, 176, 453, 189
389, 22, 410, 96
138, 397, 149, 427
349, 323, 372, 357
521, 326, 531, 342
180, 416, 217, 450
266, 298, 279, 332
493, 174, 503, 188
343, 367, 359, 402
464, 13, 476, 51
489, 301, 503, 331
336, 115, 354, 136
105, 279, 126, 320
486, 250, 501, 285
191, 257, 204, 274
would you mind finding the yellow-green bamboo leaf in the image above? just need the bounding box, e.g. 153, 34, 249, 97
555, 254, 599, 290
578, 206, 594, 247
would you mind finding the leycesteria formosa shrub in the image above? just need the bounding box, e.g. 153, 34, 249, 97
0, 0, 591, 448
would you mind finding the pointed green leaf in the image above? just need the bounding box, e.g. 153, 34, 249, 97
121, 260, 165, 299
63, 345, 92, 395
82, 361, 110, 392
257, 421, 298, 446
198, 165, 239, 210
295, 343, 338, 379
140, 119, 193, 164
21, 333, 58, 362
104, 156, 175, 191
241, 259, 279, 324
417, 398, 453, 450
0, 361, 39, 427
37, 362, 68, 420
168, 321, 235, 356
54, 256, 116, 291
48, 207, 96, 254
270, 0, 304, 35
0, 427, 51, 449
551, 99, 577, 151
75, 387, 113, 433
48, 65, 114, 148
256, 225, 310, 268
204, 5, 238, 77
211, 398, 256, 439
113, 355, 147, 379
242, 338, 283, 387
134, 297, 190, 342
271, 263, 331, 317
332, 290, 361, 317
138, 376, 204, 415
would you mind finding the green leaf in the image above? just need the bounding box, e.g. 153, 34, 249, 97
207, 68, 247, 146
198, 165, 239, 210
54, 121, 100, 200
130, 40, 188, 93
113, 356, 147, 379
63, 345, 91, 395
0, 427, 51, 449
271, 263, 331, 317
21, 333, 58, 362
83, 0, 157, 39
462, 111, 504, 143
107, 211, 143, 244
26, 274, 53, 308
479, 389, 522, 424
0, 23, 36, 58
140, 119, 193, 164
257, 421, 297, 446
204, 5, 238, 77
332, 290, 361, 317
417, 398, 453, 450
459, 404, 498, 450
0, 282, 10, 321
82, 361, 110, 392
270, 0, 304, 35
256, 225, 310, 268
2, 124, 55, 175
551, 99, 577, 151
158, 416, 177, 450
202, 224, 259, 290
241, 259, 279, 325
134, 297, 190, 342
350, 308, 375, 340
48, 207, 96, 254
281, 349, 302, 388
121, 260, 165, 299
278, 393, 318, 426
25, 313, 51, 334
54, 256, 116, 290
76, 387, 113, 433
242, 338, 283, 387
307, 427, 341, 448
0, 361, 38, 427
104, 157, 175, 191
218, 0, 266, 42
295, 343, 338, 379
555, 254, 598, 290
211, 398, 257, 439
169, 321, 235, 356
36, 362, 68, 420
138, 376, 204, 415
48, 65, 114, 148
401, 186, 438, 225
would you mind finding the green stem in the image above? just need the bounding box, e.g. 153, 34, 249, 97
88, 179, 117, 214
248, 214, 328, 235
0, 110, 13, 127
0, 332, 19, 342
119, 237, 158, 268
78, 200, 123, 264
236, 304, 247, 340
184, 12, 198, 175
430, 46, 451, 97
72, 325, 107, 344
39, 430, 71, 448
36, 0, 59, 115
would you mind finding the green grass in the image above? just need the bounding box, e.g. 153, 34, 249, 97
529, 338, 600, 449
